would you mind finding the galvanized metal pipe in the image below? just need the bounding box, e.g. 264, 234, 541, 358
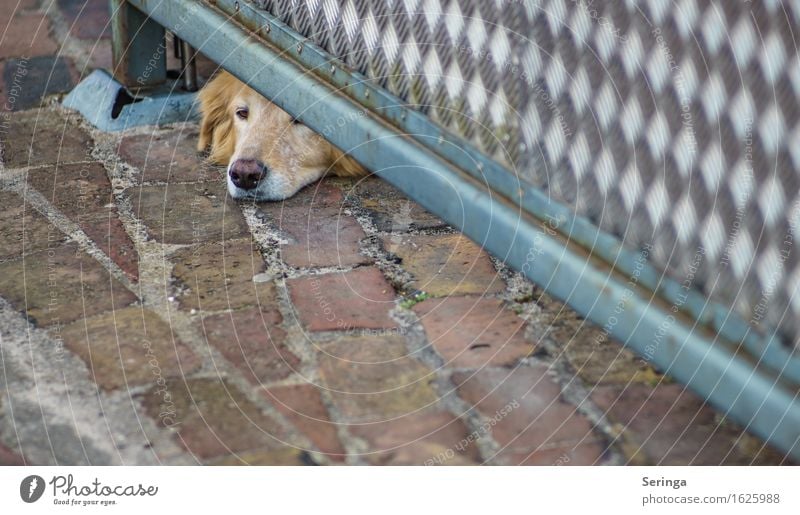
181, 40, 198, 92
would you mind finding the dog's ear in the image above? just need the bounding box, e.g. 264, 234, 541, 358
329, 147, 367, 177
197, 71, 237, 164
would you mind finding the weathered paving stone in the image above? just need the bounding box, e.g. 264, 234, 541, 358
264, 205, 371, 268
171, 238, 275, 312
0, 243, 137, 327
59, 306, 200, 391
287, 267, 398, 331
139, 378, 289, 460
527, 297, 664, 385
0, 190, 66, 261
90, 215, 140, 281
207, 447, 312, 465
497, 441, 606, 466
348, 177, 446, 232
563, 331, 663, 386
0, 442, 25, 465
592, 384, 787, 465
117, 129, 217, 184
453, 366, 605, 465
414, 296, 533, 368
317, 335, 438, 422
202, 307, 299, 385
1, 56, 75, 111
57, 0, 111, 40
258, 180, 370, 268
0, 398, 25, 464
264, 383, 346, 461
26, 162, 139, 280
386, 233, 504, 296
0, 109, 93, 167
350, 409, 479, 465
26, 162, 112, 214
14, 414, 111, 465
0, 11, 58, 59
131, 183, 249, 244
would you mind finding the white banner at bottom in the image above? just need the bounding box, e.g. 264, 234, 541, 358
0, 466, 797, 513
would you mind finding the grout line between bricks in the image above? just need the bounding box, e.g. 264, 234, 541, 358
390, 306, 503, 463
44, 0, 109, 75
241, 204, 361, 464
348, 192, 507, 463
533, 333, 627, 465
86, 144, 317, 463
0, 181, 137, 292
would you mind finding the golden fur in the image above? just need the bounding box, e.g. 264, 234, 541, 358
197, 71, 364, 199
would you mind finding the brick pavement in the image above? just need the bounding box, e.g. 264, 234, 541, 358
0, 0, 791, 465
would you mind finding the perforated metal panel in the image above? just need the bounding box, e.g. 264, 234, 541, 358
251, 0, 800, 347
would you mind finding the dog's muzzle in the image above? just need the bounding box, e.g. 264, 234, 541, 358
229, 159, 268, 190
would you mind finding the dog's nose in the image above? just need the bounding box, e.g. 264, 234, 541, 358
229, 159, 268, 190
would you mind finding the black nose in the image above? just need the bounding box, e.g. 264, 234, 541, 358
229, 159, 268, 190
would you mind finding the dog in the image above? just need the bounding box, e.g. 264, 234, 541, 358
197, 71, 365, 200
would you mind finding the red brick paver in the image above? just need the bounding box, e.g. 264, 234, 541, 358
351, 409, 479, 465
592, 384, 785, 465
0, 11, 58, 59
0, 109, 92, 166
60, 306, 200, 390
388, 233, 504, 296
287, 267, 397, 332
317, 335, 438, 423
139, 378, 290, 461
453, 366, 604, 465
268, 205, 370, 268
171, 238, 274, 312
414, 296, 533, 368
118, 129, 212, 184
26, 161, 139, 280
0, 243, 137, 327
264, 384, 346, 461
131, 183, 249, 244
0, 190, 67, 260
202, 307, 299, 385
57, 0, 111, 40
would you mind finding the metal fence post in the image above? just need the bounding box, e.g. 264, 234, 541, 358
109, 0, 167, 89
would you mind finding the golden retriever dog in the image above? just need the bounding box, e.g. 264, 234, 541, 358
197, 71, 365, 200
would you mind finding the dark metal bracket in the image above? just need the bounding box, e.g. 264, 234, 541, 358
63, 0, 200, 131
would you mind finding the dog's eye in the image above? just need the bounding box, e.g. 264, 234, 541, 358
290, 117, 300, 124
235, 107, 249, 120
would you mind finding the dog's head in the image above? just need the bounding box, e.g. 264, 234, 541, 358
197, 71, 363, 200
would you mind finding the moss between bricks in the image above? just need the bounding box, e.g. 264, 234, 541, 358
399, 291, 430, 309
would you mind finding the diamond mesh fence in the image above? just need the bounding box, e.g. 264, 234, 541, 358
252, 0, 800, 348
